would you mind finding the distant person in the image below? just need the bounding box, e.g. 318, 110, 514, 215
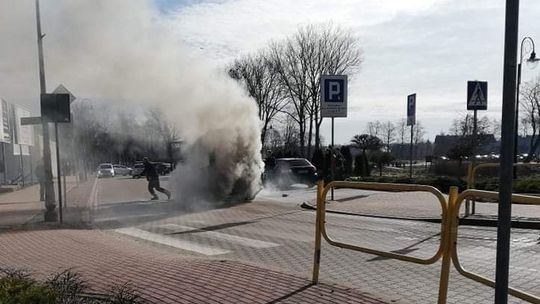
35, 160, 46, 201
138, 157, 171, 200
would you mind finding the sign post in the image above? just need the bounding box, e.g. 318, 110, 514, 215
320, 75, 348, 201
40, 92, 72, 223
467, 81, 488, 215
52, 85, 75, 212
407, 94, 416, 179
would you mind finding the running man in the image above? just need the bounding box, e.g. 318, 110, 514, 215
139, 157, 171, 200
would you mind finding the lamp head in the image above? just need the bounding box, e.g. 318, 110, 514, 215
528, 51, 540, 62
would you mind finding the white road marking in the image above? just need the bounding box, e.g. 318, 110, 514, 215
96, 212, 170, 222
157, 224, 280, 249
115, 227, 230, 256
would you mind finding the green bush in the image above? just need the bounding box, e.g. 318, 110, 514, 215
347, 175, 467, 193
0, 277, 57, 304
514, 178, 540, 193
0, 268, 144, 304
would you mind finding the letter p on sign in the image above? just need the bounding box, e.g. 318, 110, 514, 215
320, 75, 348, 118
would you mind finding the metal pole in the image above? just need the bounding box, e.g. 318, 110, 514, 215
495, 1, 519, 302
29, 148, 34, 184
331, 117, 334, 200
409, 124, 414, 179
312, 180, 323, 284
35, 0, 57, 221
1, 143, 6, 184
472, 110, 478, 215
55, 123, 63, 223
63, 165, 67, 209
19, 145, 24, 187
514, 60, 522, 179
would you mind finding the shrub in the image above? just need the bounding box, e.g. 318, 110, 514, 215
0, 268, 145, 304
0, 276, 57, 304
346, 175, 467, 193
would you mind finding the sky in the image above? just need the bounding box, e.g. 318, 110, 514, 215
156, 0, 540, 144
1, 0, 540, 145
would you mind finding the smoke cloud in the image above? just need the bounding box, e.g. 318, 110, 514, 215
0, 0, 262, 201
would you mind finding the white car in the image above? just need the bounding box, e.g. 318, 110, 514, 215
113, 164, 132, 176
97, 163, 115, 178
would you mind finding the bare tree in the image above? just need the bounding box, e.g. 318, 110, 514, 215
413, 121, 426, 144
306, 24, 362, 153
450, 113, 491, 137
520, 77, 540, 162
269, 41, 310, 156
381, 121, 396, 152
397, 118, 408, 145
229, 52, 287, 148
366, 121, 382, 138
448, 114, 493, 161
269, 24, 362, 157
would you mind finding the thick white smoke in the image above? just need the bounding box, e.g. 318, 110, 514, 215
0, 0, 263, 201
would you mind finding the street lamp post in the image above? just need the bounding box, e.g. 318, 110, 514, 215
514, 36, 539, 179
35, 0, 57, 221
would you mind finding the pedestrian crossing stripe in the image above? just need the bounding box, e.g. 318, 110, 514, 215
157, 224, 280, 248
469, 82, 486, 105
115, 227, 231, 255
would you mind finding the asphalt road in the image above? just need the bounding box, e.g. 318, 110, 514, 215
93, 176, 540, 304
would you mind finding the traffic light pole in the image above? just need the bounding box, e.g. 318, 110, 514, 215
35, 0, 57, 221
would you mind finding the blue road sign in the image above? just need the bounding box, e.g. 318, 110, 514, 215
320, 75, 348, 117
407, 93, 416, 126
467, 81, 488, 110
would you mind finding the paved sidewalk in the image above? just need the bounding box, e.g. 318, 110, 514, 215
0, 176, 95, 228
0, 229, 390, 304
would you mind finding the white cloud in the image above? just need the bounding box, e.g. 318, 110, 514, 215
2, 0, 540, 144
165, 0, 540, 143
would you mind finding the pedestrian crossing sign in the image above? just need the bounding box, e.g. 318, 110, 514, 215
467, 81, 488, 110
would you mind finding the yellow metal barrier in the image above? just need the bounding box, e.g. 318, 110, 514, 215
451, 189, 540, 304
312, 180, 451, 304
312, 181, 540, 303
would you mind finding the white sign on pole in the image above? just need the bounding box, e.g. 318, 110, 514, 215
14, 106, 34, 146
53, 84, 76, 103
320, 75, 348, 118
0, 99, 11, 143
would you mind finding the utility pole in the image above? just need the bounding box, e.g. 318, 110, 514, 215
495, 0, 519, 302
35, 0, 57, 221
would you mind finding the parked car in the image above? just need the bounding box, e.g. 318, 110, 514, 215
155, 162, 172, 175
262, 158, 317, 189
131, 163, 144, 178
113, 164, 132, 176
97, 163, 115, 178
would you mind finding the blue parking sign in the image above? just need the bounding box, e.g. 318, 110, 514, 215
407, 93, 416, 126
320, 75, 348, 117
324, 79, 345, 102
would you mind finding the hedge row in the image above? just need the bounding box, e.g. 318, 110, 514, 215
346, 175, 540, 194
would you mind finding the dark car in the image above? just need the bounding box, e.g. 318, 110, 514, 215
155, 162, 172, 175
262, 158, 317, 189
